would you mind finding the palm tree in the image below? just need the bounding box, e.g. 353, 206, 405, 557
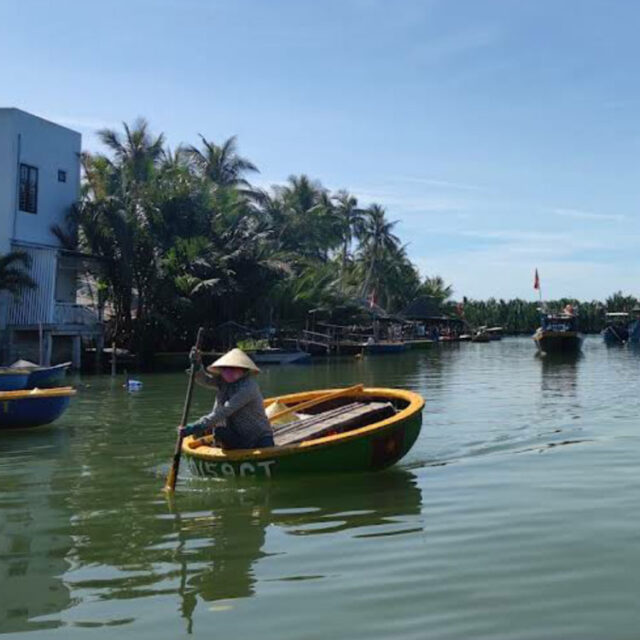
97, 118, 165, 188
419, 275, 454, 304
357, 204, 400, 297
333, 190, 365, 290
274, 175, 341, 260
184, 135, 258, 189
0, 251, 36, 296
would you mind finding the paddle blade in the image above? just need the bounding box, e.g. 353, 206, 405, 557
163, 465, 177, 493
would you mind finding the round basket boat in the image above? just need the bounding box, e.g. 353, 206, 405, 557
0, 387, 76, 429
183, 387, 425, 480
0, 369, 31, 391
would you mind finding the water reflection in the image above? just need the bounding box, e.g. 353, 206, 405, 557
260, 352, 430, 398
171, 470, 422, 632
0, 429, 72, 633
539, 353, 581, 397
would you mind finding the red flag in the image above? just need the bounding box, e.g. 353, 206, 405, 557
533, 269, 540, 290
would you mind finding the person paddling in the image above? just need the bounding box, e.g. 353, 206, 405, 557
180, 348, 274, 449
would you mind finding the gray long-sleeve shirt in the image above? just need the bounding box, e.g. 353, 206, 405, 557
194, 370, 273, 447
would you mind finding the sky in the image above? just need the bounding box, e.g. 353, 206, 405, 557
1, 0, 639, 301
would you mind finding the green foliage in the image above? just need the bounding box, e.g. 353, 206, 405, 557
65, 119, 426, 362
62, 117, 632, 361
418, 276, 453, 304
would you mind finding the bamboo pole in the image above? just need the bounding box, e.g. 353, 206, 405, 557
164, 327, 205, 493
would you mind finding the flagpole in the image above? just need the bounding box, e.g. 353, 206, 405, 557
534, 269, 543, 309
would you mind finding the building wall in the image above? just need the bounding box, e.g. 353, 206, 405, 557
6, 244, 57, 325
0, 112, 17, 255
0, 109, 81, 329
0, 108, 81, 248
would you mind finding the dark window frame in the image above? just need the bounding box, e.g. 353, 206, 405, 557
58, 169, 67, 183
19, 163, 38, 214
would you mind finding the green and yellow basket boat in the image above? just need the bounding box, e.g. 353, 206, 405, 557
183, 386, 425, 480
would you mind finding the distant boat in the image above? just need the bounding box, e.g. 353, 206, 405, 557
533, 308, 582, 355
364, 341, 407, 354
471, 328, 491, 343
247, 349, 311, 365
337, 340, 368, 355
602, 312, 629, 346
627, 307, 640, 345
486, 327, 504, 341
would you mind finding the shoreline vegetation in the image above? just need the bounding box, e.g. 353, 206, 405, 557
42, 119, 637, 364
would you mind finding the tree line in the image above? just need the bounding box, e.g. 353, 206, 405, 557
457, 291, 639, 334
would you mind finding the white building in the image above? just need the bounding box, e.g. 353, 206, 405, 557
0, 108, 102, 367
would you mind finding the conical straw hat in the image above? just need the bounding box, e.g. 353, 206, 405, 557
206, 348, 260, 374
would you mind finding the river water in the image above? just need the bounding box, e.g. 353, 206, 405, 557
2, 337, 640, 639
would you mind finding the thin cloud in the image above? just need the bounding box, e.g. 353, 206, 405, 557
552, 207, 626, 222
352, 187, 465, 213
393, 175, 491, 193
411, 27, 500, 65
39, 112, 121, 132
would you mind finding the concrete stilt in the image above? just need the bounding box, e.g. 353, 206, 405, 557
95, 334, 104, 372
43, 332, 53, 366
72, 335, 82, 370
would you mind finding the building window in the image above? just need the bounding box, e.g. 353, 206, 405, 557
19, 163, 38, 214
58, 169, 67, 183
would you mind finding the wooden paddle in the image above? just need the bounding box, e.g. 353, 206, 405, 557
187, 383, 364, 449
164, 327, 205, 493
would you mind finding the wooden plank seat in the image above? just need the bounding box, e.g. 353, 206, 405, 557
274, 401, 396, 447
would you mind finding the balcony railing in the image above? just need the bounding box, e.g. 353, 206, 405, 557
53, 303, 100, 326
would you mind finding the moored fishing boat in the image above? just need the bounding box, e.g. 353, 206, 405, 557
626, 307, 640, 345
471, 328, 491, 343
0, 387, 76, 429
10, 360, 71, 388
336, 340, 368, 355
364, 341, 407, 354
533, 307, 582, 355
183, 386, 424, 479
487, 326, 504, 341
602, 312, 629, 346
247, 348, 311, 365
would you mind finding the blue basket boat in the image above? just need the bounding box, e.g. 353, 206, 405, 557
0, 369, 30, 391
10, 360, 71, 388
28, 362, 71, 388
0, 387, 76, 429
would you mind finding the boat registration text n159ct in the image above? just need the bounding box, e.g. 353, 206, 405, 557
189, 458, 277, 478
